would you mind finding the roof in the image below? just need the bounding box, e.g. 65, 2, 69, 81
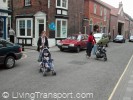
98, 0, 119, 16
94, 0, 111, 10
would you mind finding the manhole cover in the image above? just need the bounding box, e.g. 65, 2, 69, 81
69, 61, 87, 65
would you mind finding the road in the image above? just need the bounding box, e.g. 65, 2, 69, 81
0, 42, 133, 100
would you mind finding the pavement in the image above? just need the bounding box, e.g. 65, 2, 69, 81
23, 46, 58, 52
110, 54, 133, 100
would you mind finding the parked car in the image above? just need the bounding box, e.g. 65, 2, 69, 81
113, 35, 125, 43
0, 39, 22, 68
129, 36, 133, 42
94, 33, 109, 47
57, 34, 88, 52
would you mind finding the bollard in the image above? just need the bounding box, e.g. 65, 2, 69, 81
22, 39, 25, 51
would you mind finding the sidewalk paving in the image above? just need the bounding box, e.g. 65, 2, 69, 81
111, 55, 133, 100
23, 46, 59, 52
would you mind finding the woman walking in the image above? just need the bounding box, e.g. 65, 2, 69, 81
86, 32, 96, 57
37, 31, 49, 52
37, 31, 49, 62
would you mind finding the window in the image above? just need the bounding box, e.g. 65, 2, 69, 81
94, 4, 97, 14
89, 19, 93, 33
17, 18, 33, 37
100, 7, 103, 16
5, 42, 13, 47
25, 0, 31, 6
104, 8, 107, 21
56, 19, 67, 38
56, 0, 68, 9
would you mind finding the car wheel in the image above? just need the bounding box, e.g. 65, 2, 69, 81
106, 43, 108, 47
60, 48, 64, 51
76, 46, 80, 53
5, 56, 15, 69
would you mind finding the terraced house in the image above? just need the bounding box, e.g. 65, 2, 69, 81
84, 0, 111, 34
12, 0, 84, 46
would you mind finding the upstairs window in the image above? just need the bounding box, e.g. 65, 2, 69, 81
100, 7, 103, 16
104, 8, 107, 21
94, 4, 97, 14
56, 0, 68, 9
25, 0, 31, 6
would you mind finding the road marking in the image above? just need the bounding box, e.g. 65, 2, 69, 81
108, 54, 133, 100
21, 54, 27, 60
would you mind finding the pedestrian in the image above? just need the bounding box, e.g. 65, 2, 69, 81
37, 31, 49, 52
37, 31, 49, 62
86, 32, 96, 57
9, 28, 15, 43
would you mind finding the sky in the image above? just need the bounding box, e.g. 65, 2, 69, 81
101, 0, 133, 18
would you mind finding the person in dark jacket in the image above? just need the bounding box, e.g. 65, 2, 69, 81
37, 31, 49, 52
86, 32, 96, 57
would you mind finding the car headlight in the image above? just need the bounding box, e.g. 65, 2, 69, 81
58, 43, 62, 46
69, 44, 75, 47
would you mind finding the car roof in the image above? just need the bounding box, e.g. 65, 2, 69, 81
116, 35, 123, 36
94, 33, 103, 37
69, 34, 85, 36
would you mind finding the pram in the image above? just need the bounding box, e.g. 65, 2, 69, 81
39, 47, 56, 76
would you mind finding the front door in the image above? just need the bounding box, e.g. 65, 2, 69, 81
39, 24, 44, 36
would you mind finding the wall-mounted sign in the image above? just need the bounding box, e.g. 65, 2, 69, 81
49, 22, 56, 31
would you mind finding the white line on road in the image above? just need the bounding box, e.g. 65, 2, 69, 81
108, 54, 133, 100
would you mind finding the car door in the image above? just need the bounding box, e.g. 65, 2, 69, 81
80, 35, 86, 48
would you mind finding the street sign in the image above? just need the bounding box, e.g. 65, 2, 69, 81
49, 22, 56, 31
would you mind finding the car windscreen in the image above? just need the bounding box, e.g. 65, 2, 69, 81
67, 35, 81, 40
116, 36, 123, 39
130, 36, 133, 39
94, 34, 102, 39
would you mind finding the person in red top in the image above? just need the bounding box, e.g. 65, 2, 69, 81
86, 32, 96, 57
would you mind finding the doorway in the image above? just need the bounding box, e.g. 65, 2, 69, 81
118, 22, 124, 35
39, 24, 44, 36
0, 18, 4, 38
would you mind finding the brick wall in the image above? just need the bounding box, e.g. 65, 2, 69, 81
68, 0, 84, 34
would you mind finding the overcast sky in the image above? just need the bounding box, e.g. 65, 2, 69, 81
101, 0, 133, 18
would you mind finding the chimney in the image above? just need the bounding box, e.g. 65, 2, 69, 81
119, 1, 123, 8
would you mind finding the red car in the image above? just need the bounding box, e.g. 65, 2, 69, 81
57, 34, 88, 52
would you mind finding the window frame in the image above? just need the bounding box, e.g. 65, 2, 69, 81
94, 4, 97, 14
16, 18, 33, 38
24, 0, 31, 7
100, 7, 103, 16
55, 19, 68, 38
56, 0, 68, 9
104, 8, 107, 21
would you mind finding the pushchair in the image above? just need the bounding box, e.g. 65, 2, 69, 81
39, 47, 56, 76
95, 45, 107, 61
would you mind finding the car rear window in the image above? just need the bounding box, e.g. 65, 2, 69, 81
5, 41, 14, 47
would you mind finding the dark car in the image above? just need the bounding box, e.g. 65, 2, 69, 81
129, 36, 133, 42
0, 39, 22, 68
57, 34, 88, 52
113, 35, 125, 43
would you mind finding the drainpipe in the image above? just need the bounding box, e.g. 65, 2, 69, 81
11, 0, 13, 28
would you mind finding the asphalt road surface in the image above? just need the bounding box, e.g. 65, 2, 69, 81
0, 42, 133, 100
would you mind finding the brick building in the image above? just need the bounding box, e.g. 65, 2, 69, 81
102, 1, 130, 39
84, 0, 111, 34
12, 0, 84, 46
